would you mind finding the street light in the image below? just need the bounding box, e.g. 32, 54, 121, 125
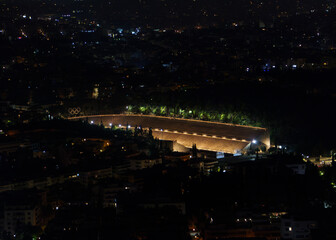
250, 139, 257, 151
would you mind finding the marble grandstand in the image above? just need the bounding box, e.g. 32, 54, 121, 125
70, 114, 270, 154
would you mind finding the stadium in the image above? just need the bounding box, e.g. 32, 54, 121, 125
69, 114, 270, 154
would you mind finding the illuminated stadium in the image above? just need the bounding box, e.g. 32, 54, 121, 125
70, 114, 270, 154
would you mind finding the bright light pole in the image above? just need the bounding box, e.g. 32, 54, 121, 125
250, 139, 257, 150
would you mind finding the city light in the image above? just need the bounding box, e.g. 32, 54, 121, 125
1, 1, 334, 238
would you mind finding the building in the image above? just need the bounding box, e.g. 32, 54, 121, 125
189, 158, 218, 175
281, 216, 317, 240
2, 190, 44, 234
4, 204, 41, 234
79, 167, 113, 185
138, 198, 186, 215
0, 141, 32, 153
100, 183, 123, 208
129, 157, 162, 171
